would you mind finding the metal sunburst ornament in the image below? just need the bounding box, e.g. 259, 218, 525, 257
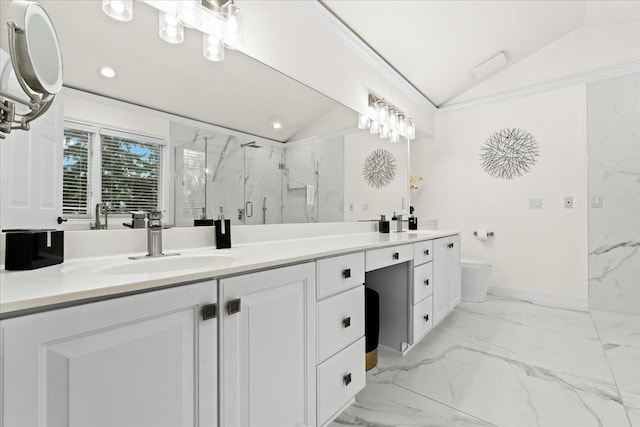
480, 128, 539, 179
363, 149, 397, 188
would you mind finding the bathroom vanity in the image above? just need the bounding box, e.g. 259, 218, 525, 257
0, 228, 460, 427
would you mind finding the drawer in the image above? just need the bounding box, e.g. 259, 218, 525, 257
413, 262, 433, 304
412, 295, 433, 344
317, 337, 366, 426
317, 286, 364, 363
413, 240, 434, 266
365, 244, 413, 272
317, 252, 365, 300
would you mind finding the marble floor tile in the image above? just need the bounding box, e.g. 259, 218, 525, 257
337, 298, 634, 427
592, 310, 640, 426
331, 375, 495, 427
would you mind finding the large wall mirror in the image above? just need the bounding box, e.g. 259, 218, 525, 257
0, 0, 409, 229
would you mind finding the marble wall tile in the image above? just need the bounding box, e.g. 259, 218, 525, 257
587, 72, 640, 315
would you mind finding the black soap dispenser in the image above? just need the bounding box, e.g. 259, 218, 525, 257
378, 214, 390, 234
214, 207, 231, 249
194, 207, 214, 227
408, 206, 418, 230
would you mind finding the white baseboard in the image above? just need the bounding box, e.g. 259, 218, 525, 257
488, 285, 589, 312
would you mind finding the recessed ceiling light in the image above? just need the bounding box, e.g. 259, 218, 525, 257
99, 66, 117, 78
272, 121, 282, 130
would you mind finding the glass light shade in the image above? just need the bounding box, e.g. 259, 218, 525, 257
221, 0, 243, 50
358, 113, 370, 130
177, 0, 201, 29
203, 34, 225, 62
407, 121, 416, 140
380, 125, 390, 139
378, 103, 389, 126
102, 0, 132, 22
389, 109, 398, 130
398, 116, 407, 136
159, 12, 184, 44
370, 120, 380, 134
390, 130, 399, 143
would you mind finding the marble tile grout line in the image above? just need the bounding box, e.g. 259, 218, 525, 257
589, 311, 635, 427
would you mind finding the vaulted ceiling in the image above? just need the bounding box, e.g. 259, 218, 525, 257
323, 0, 640, 108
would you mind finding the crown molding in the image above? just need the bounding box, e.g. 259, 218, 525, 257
297, 0, 437, 113
439, 61, 640, 113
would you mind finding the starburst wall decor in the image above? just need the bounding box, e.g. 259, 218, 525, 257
363, 149, 397, 188
480, 128, 539, 179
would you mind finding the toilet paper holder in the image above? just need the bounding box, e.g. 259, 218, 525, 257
473, 231, 495, 237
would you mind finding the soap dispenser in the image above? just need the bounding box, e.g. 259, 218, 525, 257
408, 206, 418, 230
214, 207, 231, 249
378, 214, 390, 234
194, 207, 214, 227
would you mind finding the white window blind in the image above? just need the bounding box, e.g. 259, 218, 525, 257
62, 127, 91, 215
182, 148, 206, 217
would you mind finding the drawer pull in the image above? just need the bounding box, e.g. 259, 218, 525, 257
424, 279, 429, 286
202, 303, 218, 320
342, 268, 351, 279
227, 299, 241, 315
392, 252, 399, 260
342, 317, 351, 328
424, 249, 429, 256
423, 314, 429, 322
448, 243, 455, 249
343, 373, 352, 386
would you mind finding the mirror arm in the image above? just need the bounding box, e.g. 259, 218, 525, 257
6, 21, 40, 104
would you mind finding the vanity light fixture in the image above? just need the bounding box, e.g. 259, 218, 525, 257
101, 0, 243, 62
359, 94, 416, 142
99, 66, 117, 78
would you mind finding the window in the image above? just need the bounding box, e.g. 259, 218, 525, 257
63, 127, 91, 215
62, 122, 165, 217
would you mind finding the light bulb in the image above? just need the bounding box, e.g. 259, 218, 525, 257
178, 0, 201, 29
358, 113, 370, 130
378, 103, 389, 126
159, 12, 184, 44
390, 130, 399, 143
102, 0, 132, 22
398, 116, 407, 136
389, 109, 398, 130
407, 121, 416, 140
203, 34, 225, 62
221, 0, 243, 50
370, 120, 380, 134
380, 125, 390, 139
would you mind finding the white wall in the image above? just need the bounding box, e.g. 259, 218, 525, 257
344, 131, 409, 222
413, 86, 588, 301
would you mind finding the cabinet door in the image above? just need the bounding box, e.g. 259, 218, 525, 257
1, 281, 217, 427
432, 237, 451, 326
220, 263, 316, 427
448, 235, 462, 310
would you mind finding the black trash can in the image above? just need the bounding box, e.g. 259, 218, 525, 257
365, 287, 380, 370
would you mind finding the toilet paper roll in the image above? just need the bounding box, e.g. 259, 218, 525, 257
476, 228, 489, 241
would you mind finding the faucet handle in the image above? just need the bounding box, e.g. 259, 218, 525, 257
147, 211, 163, 228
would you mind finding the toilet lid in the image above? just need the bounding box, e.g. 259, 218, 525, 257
461, 258, 492, 267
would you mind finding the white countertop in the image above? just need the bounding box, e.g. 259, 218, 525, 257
0, 229, 458, 316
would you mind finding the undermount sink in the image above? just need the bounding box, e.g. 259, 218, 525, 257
96, 254, 239, 275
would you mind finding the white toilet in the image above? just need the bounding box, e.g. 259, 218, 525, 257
461, 258, 492, 303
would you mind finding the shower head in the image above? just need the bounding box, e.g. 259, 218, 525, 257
241, 141, 263, 148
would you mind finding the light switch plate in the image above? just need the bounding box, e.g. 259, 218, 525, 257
529, 198, 543, 209
564, 196, 573, 209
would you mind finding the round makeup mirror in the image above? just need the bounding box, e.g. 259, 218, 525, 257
0, 0, 63, 138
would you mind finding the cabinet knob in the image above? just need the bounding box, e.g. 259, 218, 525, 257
424, 279, 429, 286
342, 317, 351, 328
342, 268, 351, 279
424, 249, 429, 256
227, 299, 241, 315
424, 314, 429, 322
447, 243, 454, 249
343, 373, 352, 386
392, 252, 399, 260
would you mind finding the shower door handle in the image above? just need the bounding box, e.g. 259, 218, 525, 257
246, 201, 253, 218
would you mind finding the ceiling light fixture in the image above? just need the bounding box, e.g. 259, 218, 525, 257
359, 94, 415, 142
101, 0, 243, 62
272, 121, 282, 130
99, 66, 117, 78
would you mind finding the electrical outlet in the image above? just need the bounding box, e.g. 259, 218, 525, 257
591, 195, 603, 208
529, 198, 543, 209
362, 203, 369, 212
349, 203, 354, 212
564, 196, 573, 209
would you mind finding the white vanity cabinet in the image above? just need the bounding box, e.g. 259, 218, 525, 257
411, 240, 434, 343
433, 235, 462, 326
0, 280, 218, 427
219, 263, 317, 427
315, 253, 366, 426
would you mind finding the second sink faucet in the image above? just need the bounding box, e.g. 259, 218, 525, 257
91, 202, 108, 230
146, 211, 164, 257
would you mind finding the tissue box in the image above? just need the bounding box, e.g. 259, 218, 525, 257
4, 229, 64, 270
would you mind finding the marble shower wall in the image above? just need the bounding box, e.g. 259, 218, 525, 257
587, 72, 640, 315
282, 138, 344, 223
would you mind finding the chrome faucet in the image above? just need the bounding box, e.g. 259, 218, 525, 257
146, 211, 164, 257
396, 214, 404, 232
91, 202, 108, 230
